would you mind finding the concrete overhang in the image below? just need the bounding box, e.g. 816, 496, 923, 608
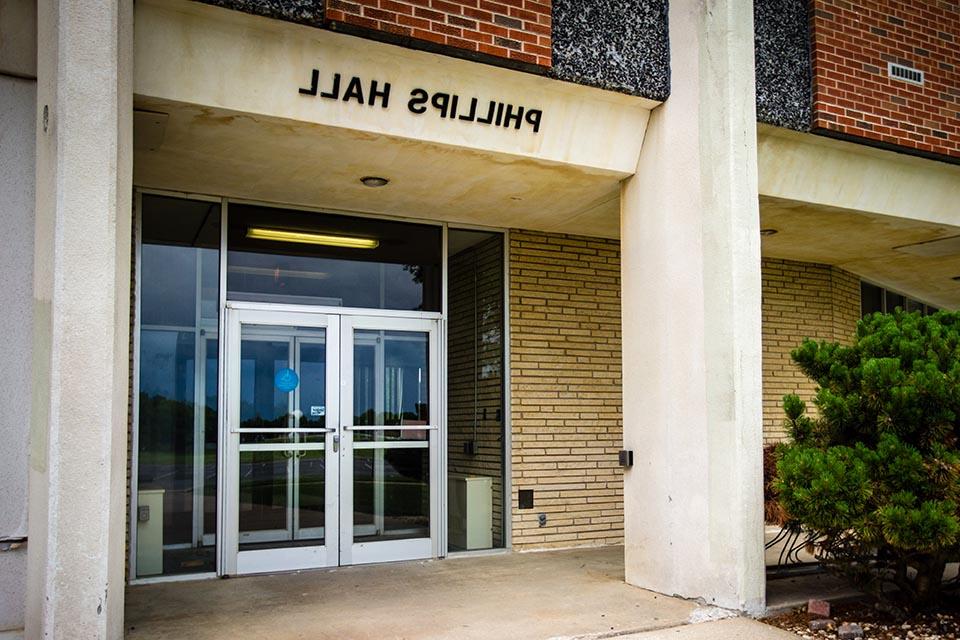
758, 125, 960, 309
133, 0, 659, 238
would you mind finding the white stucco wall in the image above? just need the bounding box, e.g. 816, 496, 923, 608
620, 0, 765, 614
0, 72, 36, 633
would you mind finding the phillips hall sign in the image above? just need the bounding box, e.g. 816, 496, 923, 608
299, 69, 544, 134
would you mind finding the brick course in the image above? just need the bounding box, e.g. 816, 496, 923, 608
325, 0, 552, 68
811, 0, 960, 159
509, 230, 623, 549
761, 258, 861, 443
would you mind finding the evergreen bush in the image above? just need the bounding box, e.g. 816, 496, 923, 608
775, 310, 960, 608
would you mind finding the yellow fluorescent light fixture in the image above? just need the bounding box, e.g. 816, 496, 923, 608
246, 227, 379, 249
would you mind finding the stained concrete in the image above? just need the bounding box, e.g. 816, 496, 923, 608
125, 547, 697, 640
619, 618, 800, 639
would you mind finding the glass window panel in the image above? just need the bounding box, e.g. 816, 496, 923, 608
886, 292, 906, 312
352, 448, 429, 543
445, 230, 505, 551
136, 195, 220, 577
352, 330, 429, 438
226, 204, 441, 311
860, 281, 883, 317
237, 325, 328, 550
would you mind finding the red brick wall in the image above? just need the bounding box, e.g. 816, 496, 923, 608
811, 0, 960, 159
325, 0, 552, 68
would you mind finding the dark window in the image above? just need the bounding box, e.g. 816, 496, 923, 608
860, 282, 883, 316
226, 204, 442, 312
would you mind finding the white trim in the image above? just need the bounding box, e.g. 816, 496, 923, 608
349, 538, 433, 566
129, 572, 218, 586
129, 190, 143, 582
225, 307, 342, 575
216, 197, 229, 575
339, 315, 440, 565
502, 229, 512, 549
225, 300, 442, 321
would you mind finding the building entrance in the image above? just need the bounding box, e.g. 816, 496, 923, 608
223, 306, 440, 574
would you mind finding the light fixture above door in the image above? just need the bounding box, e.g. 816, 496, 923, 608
246, 227, 379, 249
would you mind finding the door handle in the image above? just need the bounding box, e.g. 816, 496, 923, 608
332, 434, 340, 453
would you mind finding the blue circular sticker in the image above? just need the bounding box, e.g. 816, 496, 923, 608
274, 368, 300, 392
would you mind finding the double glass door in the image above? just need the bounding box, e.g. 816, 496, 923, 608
223, 306, 439, 575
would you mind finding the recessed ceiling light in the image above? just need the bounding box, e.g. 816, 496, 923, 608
760, 228, 778, 236
360, 176, 389, 188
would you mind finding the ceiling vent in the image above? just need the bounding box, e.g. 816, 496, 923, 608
888, 62, 924, 86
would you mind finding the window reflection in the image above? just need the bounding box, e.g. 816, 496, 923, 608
136, 195, 220, 577
226, 204, 441, 311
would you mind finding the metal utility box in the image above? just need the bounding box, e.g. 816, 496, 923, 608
448, 474, 493, 550
136, 488, 165, 576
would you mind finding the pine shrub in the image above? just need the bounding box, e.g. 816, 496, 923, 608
775, 310, 960, 608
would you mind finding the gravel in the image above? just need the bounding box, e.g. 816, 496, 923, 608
763, 602, 960, 639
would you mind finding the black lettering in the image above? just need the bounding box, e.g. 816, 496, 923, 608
477, 100, 496, 125
408, 88, 429, 114
503, 103, 524, 129
299, 69, 319, 96
369, 80, 391, 108
321, 73, 341, 100
524, 108, 542, 133
458, 97, 478, 122
449, 94, 459, 119
431, 92, 451, 118
494, 102, 505, 127
342, 76, 365, 104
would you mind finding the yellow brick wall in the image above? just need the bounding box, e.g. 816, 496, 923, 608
509, 230, 623, 549
761, 258, 861, 443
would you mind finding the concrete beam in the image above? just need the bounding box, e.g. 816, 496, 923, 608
620, 0, 765, 613
26, 1, 133, 638
758, 124, 960, 228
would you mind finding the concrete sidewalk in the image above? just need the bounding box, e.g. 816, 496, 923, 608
126, 546, 799, 640
617, 618, 798, 639
127, 546, 695, 639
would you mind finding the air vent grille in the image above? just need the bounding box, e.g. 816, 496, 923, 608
888, 62, 924, 86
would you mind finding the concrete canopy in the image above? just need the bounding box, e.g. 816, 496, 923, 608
133, 97, 626, 238
132, 0, 660, 239
760, 196, 960, 310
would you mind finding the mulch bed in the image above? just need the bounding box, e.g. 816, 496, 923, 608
763, 600, 960, 639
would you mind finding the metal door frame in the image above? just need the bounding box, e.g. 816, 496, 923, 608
339, 315, 441, 565
221, 306, 341, 575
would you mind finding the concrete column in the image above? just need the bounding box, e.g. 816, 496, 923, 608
620, 0, 765, 614
26, 1, 133, 638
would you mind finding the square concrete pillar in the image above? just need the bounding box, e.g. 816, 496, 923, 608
620, 0, 765, 614
26, 1, 133, 638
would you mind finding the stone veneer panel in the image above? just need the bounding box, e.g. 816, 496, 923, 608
509, 230, 623, 549
754, 0, 812, 131
195, 0, 323, 26
551, 0, 669, 101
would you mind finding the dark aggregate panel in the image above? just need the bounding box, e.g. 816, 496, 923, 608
551, 0, 670, 102
754, 0, 812, 130
193, 0, 323, 27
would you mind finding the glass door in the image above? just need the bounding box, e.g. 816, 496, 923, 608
340, 316, 440, 565
222, 307, 440, 574
223, 308, 340, 575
